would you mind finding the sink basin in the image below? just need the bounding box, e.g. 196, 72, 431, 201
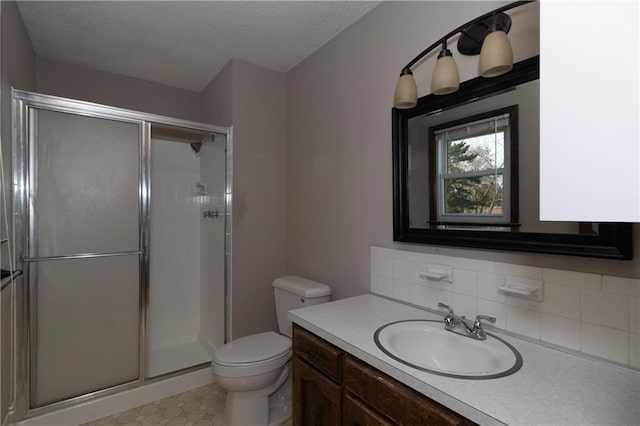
374, 320, 522, 379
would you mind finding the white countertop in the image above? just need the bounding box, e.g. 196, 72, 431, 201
289, 294, 640, 426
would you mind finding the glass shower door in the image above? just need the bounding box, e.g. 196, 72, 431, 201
27, 109, 142, 408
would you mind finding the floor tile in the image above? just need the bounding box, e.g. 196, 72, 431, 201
85, 382, 293, 426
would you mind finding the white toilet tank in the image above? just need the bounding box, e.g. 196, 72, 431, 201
273, 275, 331, 337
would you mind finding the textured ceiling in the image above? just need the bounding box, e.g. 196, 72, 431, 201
18, 1, 379, 92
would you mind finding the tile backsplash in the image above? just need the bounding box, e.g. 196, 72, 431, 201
370, 246, 640, 368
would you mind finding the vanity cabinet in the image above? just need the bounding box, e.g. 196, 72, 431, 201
293, 323, 343, 425
292, 324, 475, 426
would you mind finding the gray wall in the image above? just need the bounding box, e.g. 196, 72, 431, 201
285, 0, 639, 304
1, 1, 35, 421
36, 57, 201, 122
201, 59, 287, 339
200, 61, 232, 127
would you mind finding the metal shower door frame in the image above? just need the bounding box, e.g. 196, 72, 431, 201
12, 89, 232, 420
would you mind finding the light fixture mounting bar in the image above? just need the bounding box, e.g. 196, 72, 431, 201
458, 12, 512, 55
400, 0, 531, 74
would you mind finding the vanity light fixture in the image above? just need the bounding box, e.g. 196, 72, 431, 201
479, 16, 514, 77
431, 40, 460, 95
393, 0, 530, 109
394, 68, 418, 109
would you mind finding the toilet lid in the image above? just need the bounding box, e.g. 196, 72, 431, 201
214, 331, 291, 365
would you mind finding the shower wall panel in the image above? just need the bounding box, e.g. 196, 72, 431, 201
149, 139, 201, 351
199, 138, 226, 350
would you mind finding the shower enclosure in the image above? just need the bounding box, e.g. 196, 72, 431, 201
12, 90, 231, 418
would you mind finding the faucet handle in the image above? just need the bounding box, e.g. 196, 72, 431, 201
437, 302, 454, 315
473, 314, 496, 330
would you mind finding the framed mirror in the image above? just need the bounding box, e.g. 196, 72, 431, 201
392, 56, 632, 259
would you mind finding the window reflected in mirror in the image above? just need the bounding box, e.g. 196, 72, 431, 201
428, 106, 517, 229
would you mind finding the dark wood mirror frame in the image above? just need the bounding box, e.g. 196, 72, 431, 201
392, 55, 633, 260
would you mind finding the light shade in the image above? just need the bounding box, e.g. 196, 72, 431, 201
431, 54, 460, 95
479, 30, 513, 77
394, 72, 417, 109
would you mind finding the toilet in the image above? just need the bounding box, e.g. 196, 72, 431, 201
212, 276, 331, 426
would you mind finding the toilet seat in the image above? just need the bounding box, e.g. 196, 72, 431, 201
213, 332, 292, 378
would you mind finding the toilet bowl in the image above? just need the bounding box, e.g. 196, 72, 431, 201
213, 332, 292, 425
212, 276, 331, 426
213, 331, 291, 390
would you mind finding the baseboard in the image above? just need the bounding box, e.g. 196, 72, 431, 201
18, 368, 214, 426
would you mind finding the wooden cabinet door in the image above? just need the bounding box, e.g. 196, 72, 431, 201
343, 393, 394, 426
293, 356, 342, 426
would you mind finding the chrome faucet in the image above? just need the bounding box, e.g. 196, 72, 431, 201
437, 303, 496, 341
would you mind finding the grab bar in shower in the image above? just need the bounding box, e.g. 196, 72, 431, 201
24, 251, 143, 262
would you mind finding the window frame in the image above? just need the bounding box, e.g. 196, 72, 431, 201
428, 105, 519, 229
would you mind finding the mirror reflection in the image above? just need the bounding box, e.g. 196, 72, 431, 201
407, 78, 598, 235
393, 56, 630, 259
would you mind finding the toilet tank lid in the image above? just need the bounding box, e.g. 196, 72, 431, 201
272, 275, 331, 298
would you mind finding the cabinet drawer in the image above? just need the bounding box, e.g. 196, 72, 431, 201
344, 356, 471, 426
293, 325, 342, 382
